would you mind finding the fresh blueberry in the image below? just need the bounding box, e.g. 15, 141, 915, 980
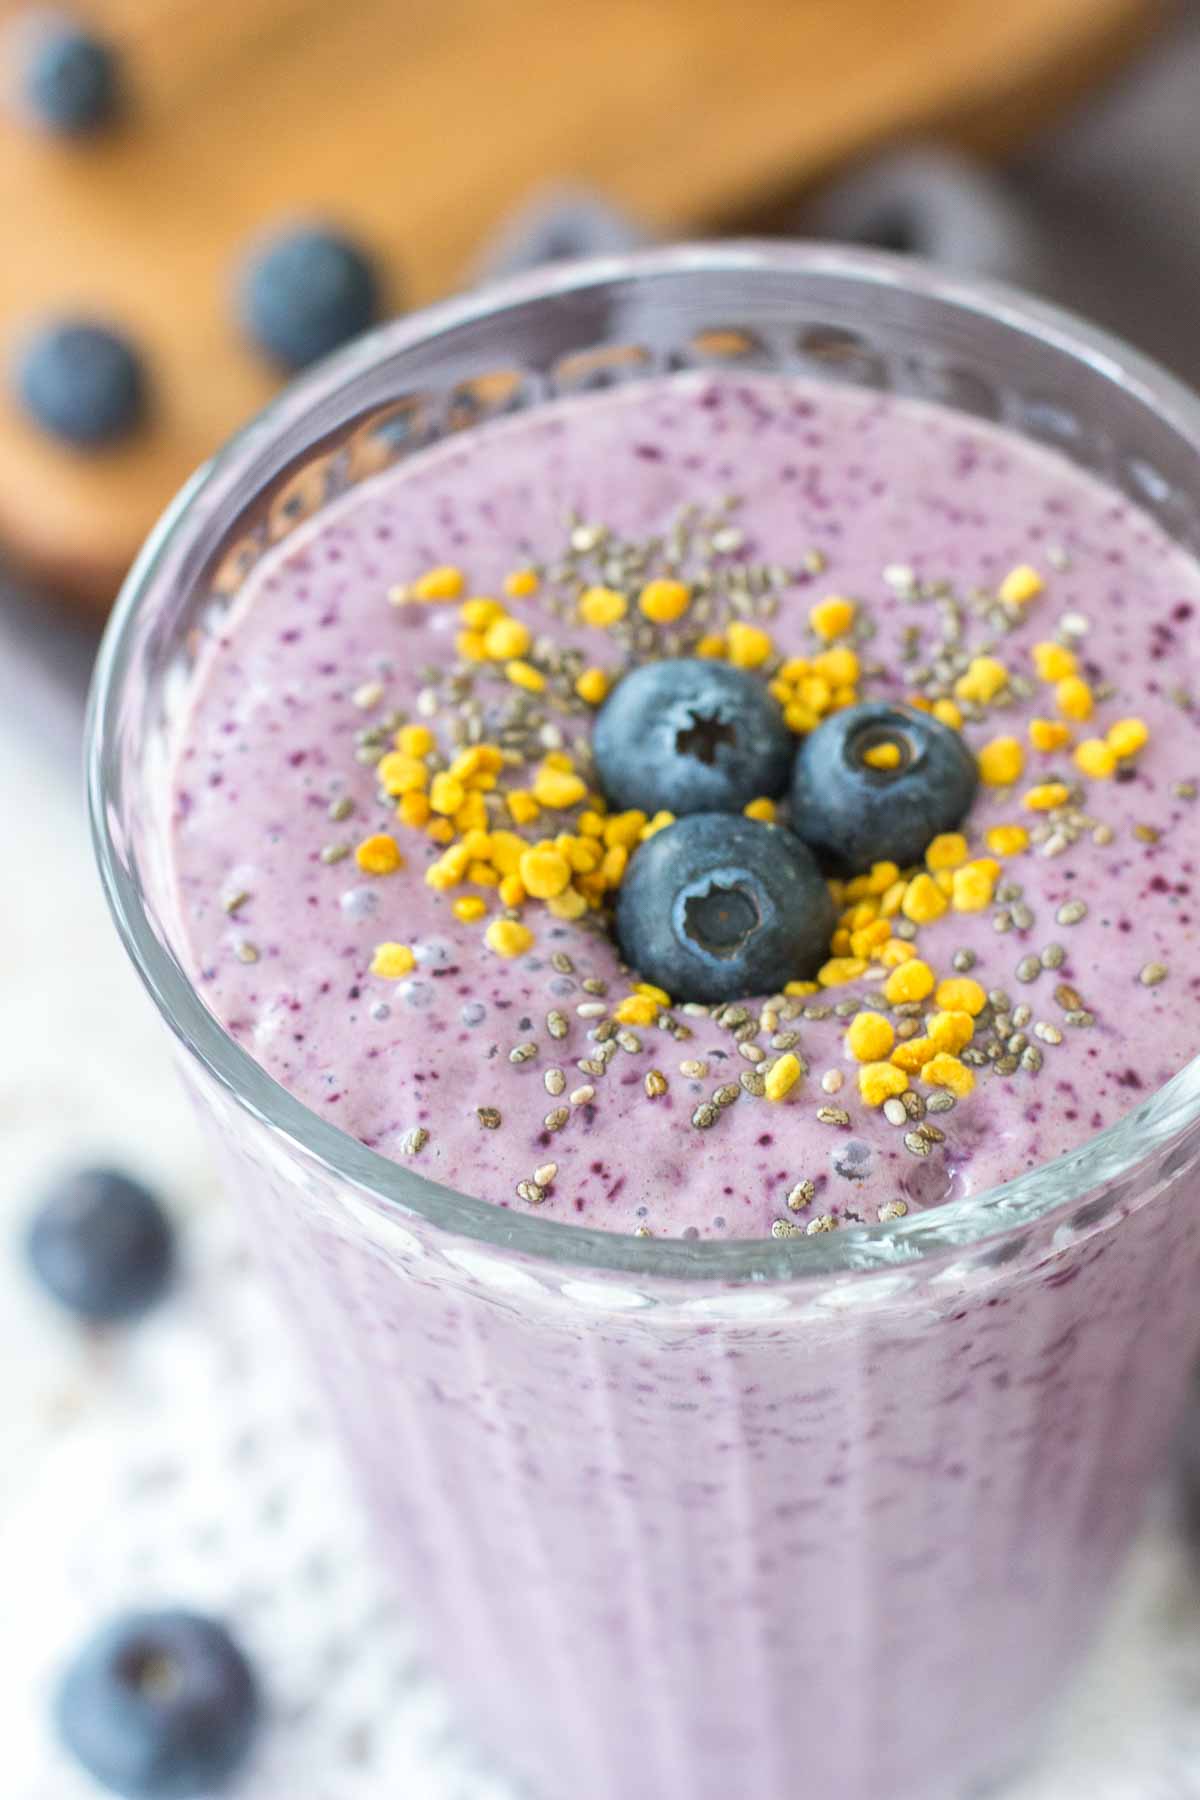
15, 319, 146, 447
615, 813, 835, 1003
55, 1610, 259, 1798
594, 659, 792, 817
16, 15, 122, 136
237, 225, 383, 371
27, 1166, 173, 1321
474, 185, 647, 282
790, 701, 978, 873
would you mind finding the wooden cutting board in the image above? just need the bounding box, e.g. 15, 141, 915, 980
0, 0, 1158, 611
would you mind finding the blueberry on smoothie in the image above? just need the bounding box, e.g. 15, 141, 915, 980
16, 320, 146, 447
593, 659, 791, 816
790, 701, 978, 873
237, 225, 383, 371
55, 1610, 259, 1798
15, 15, 122, 136
28, 1166, 173, 1321
615, 813, 835, 1002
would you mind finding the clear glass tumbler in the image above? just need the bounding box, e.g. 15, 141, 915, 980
88, 245, 1200, 1800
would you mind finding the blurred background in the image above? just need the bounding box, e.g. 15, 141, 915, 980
7, 2, 1200, 1794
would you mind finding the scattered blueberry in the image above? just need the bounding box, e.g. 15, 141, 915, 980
790, 701, 978, 873
594, 659, 792, 817
237, 225, 383, 371
15, 14, 122, 136
15, 320, 146, 447
55, 1609, 259, 1798
615, 813, 835, 1003
473, 186, 647, 282
27, 1166, 173, 1321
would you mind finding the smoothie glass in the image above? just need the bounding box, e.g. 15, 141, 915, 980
88, 246, 1200, 1800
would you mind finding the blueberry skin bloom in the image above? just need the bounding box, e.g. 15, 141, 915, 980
615, 813, 835, 1003
16, 320, 146, 447
791, 701, 978, 873
55, 1610, 259, 1799
18, 16, 121, 135
27, 1166, 173, 1321
593, 659, 792, 816
237, 225, 382, 370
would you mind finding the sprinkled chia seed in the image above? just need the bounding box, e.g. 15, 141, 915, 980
882, 1097, 908, 1126
476, 1106, 502, 1130
1020, 1045, 1044, 1072
617, 1030, 642, 1054
821, 1069, 844, 1094
1056, 900, 1087, 926
551, 952, 574, 974
234, 940, 259, 964
1053, 984, 1084, 1012
692, 1102, 718, 1129
816, 1106, 850, 1127
403, 1127, 429, 1156
516, 1180, 545, 1206
320, 843, 350, 864
713, 1084, 740, 1109
533, 1162, 558, 1188
1171, 781, 1197, 801
1064, 1009, 1095, 1028
952, 948, 977, 973
787, 1179, 815, 1211
1040, 943, 1066, 970
1092, 823, 1115, 846
570, 1084, 596, 1106
806, 1214, 836, 1235
739, 1042, 767, 1064
544, 1068, 566, 1096
1139, 962, 1168, 986
1014, 955, 1041, 983
508, 1042, 538, 1064
901, 1090, 926, 1120
739, 1070, 766, 1097
925, 1091, 956, 1114
576, 1001, 606, 1019
222, 889, 250, 915
904, 1131, 931, 1157
352, 680, 384, 710
645, 1069, 668, 1098
1034, 1021, 1063, 1045
679, 1059, 708, 1079
771, 1218, 801, 1238
1134, 823, 1160, 843
328, 795, 355, 823
878, 1200, 908, 1222
546, 1010, 569, 1040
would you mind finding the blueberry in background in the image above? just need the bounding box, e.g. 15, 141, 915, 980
615, 813, 835, 1003
14, 12, 122, 136
28, 1166, 174, 1321
790, 700, 978, 873
473, 185, 648, 282
15, 319, 147, 448
593, 659, 792, 817
237, 225, 384, 371
55, 1609, 259, 1798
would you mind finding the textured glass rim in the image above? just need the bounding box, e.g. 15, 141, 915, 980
87, 241, 1200, 1282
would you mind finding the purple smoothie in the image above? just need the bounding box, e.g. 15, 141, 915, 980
172, 374, 1200, 1234
161, 371, 1200, 1799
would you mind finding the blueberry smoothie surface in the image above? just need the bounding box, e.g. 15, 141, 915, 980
170, 372, 1200, 1238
